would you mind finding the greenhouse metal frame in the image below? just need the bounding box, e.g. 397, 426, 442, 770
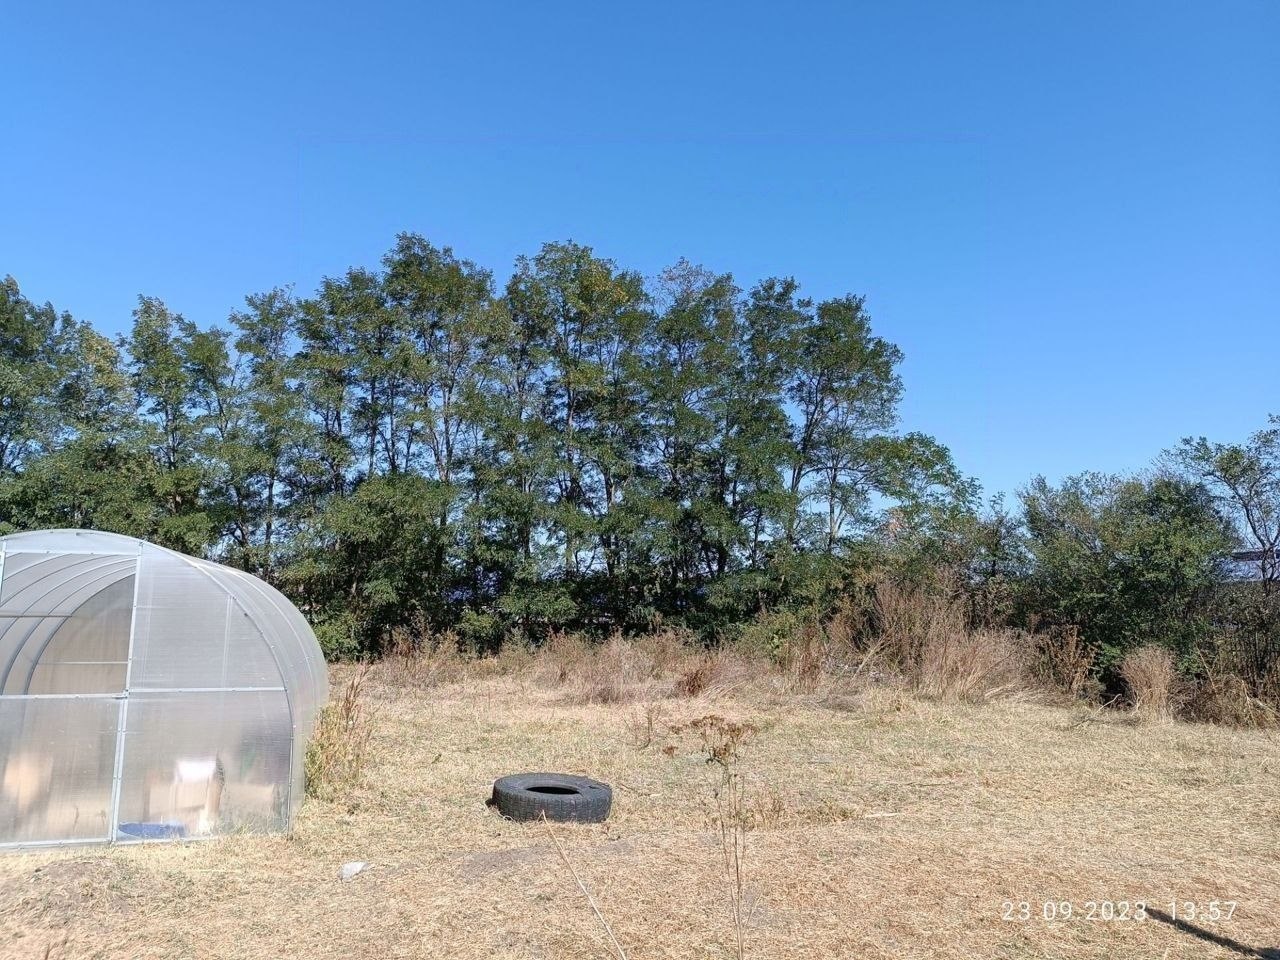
0, 529, 327, 849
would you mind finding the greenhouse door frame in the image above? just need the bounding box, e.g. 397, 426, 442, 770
103, 543, 142, 842
0, 544, 140, 849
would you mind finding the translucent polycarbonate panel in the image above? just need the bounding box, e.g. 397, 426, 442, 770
130, 546, 281, 690
0, 552, 134, 616
115, 690, 292, 838
0, 697, 118, 845
0, 552, 133, 616
183, 563, 327, 819
27, 577, 133, 695
0, 529, 140, 555
275, 586, 328, 723
0, 554, 136, 695
204, 563, 328, 725
196, 566, 327, 815
0, 551, 103, 598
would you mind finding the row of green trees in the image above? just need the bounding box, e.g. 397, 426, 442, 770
1, 238, 972, 654
2, 237, 1276, 683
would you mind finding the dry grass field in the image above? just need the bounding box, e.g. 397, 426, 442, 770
2, 650, 1278, 960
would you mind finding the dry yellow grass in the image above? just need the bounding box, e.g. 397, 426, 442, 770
2, 661, 1278, 960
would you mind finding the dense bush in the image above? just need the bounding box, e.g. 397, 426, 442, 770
1018, 473, 1234, 678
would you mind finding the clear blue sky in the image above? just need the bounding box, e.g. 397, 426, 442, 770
3, 1, 1276, 499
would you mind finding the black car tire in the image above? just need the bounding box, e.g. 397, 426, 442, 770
490, 772, 613, 823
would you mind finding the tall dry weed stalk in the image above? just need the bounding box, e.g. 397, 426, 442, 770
1120, 646, 1177, 722
779, 622, 825, 693
1189, 653, 1279, 728
872, 577, 966, 673
674, 715, 759, 960
871, 578, 1031, 702
629, 699, 669, 749
384, 624, 467, 688
675, 652, 725, 698
577, 631, 644, 704
916, 628, 1030, 703
537, 630, 593, 685
306, 663, 374, 800
1032, 626, 1097, 699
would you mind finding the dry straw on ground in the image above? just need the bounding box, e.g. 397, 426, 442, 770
2, 639, 1277, 960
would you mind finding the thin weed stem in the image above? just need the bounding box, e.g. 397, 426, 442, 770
539, 813, 630, 960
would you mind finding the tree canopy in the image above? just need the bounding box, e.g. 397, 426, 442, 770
0, 237, 972, 655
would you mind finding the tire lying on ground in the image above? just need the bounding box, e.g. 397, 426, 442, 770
490, 773, 613, 823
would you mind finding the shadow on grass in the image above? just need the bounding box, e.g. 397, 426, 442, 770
1146, 907, 1279, 959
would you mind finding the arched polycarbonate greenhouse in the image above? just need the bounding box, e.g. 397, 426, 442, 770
0, 529, 327, 848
